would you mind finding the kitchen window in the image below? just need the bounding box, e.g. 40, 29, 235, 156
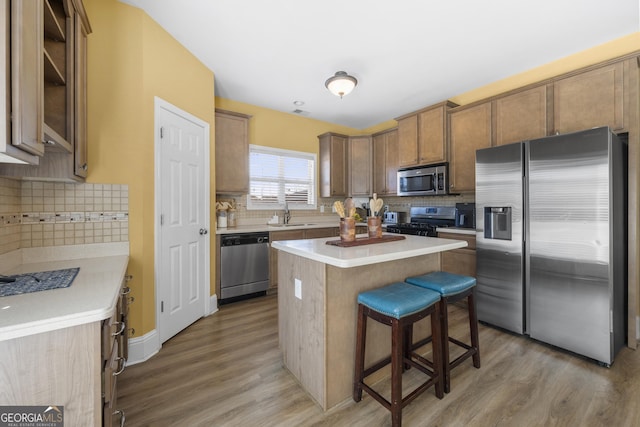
247, 145, 317, 210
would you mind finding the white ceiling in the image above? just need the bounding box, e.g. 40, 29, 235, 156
120, 0, 639, 130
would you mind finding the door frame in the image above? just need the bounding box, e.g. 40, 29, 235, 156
153, 96, 211, 343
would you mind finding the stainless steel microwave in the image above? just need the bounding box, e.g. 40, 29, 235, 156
397, 163, 448, 196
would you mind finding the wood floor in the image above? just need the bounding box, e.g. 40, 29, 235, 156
118, 294, 640, 426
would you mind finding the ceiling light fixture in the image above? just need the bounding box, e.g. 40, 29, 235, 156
325, 71, 357, 99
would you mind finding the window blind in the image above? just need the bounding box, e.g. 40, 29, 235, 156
247, 145, 316, 210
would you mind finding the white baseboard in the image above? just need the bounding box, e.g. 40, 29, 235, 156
125, 329, 161, 366
126, 297, 218, 366
209, 293, 219, 315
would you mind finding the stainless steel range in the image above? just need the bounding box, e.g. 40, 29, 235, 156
385, 206, 455, 237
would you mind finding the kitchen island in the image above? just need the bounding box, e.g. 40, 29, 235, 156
272, 233, 467, 410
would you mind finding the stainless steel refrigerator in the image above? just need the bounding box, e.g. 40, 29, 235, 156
475, 126, 627, 365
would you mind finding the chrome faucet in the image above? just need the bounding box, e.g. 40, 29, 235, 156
283, 201, 291, 224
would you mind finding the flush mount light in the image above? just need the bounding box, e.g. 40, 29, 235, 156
325, 71, 357, 98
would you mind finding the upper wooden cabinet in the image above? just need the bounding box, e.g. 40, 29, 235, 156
0, 0, 91, 180
215, 109, 251, 194
553, 62, 625, 134
319, 132, 347, 198
372, 128, 398, 196
42, 0, 75, 153
448, 102, 492, 193
73, 4, 90, 178
396, 101, 457, 167
347, 135, 372, 197
494, 85, 549, 146
11, 0, 45, 157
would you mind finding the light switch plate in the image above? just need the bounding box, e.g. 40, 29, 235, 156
294, 278, 302, 299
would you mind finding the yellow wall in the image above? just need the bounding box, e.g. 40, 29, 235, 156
84, 0, 215, 336
451, 33, 640, 106
216, 98, 360, 154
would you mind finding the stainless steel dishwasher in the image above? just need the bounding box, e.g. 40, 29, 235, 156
220, 232, 270, 303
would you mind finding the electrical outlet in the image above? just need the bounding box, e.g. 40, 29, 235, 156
320, 205, 325, 213
295, 279, 302, 299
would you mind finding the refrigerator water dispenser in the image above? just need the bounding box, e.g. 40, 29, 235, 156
484, 207, 512, 240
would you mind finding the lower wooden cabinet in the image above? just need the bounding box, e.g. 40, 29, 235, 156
438, 232, 476, 278
0, 271, 130, 426
102, 275, 129, 426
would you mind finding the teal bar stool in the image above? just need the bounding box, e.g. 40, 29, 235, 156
405, 271, 480, 393
353, 282, 444, 427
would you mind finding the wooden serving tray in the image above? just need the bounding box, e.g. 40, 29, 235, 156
325, 234, 406, 247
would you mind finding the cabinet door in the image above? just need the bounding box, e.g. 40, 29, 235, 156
438, 231, 476, 276
418, 106, 446, 164
397, 114, 418, 167
304, 227, 338, 239
319, 133, 347, 197
372, 133, 386, 195
373, 129, 398, 195
553, 62, 625, 134
11, 0, 44, 156
74, 11, 88, 177
384, 129, 398, 195
495, 85, 548, 146
215, 110, 250, 194
449, 103, 492, 192
348, 135, 372, 196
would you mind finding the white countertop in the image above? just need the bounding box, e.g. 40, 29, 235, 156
216, 220, 366, 235
271, 233, 467, 268
436, 227, 476, 236
0, 243, 129, 341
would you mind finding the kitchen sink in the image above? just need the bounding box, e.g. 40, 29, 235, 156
269, 223, 316, 227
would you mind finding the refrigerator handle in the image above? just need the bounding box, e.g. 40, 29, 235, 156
523, 142, 530, 335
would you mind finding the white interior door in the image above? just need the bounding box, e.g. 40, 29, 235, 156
155, 98, 210, 344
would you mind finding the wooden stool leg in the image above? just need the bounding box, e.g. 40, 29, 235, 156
440, 298, 451, 393
353, 304, 367, 402
391, 318, 403, 427
431, 303, 444, 399
468, 291, 481, 369
403, 324, 413, 371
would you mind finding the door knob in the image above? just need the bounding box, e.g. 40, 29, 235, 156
199, 228, 208, 235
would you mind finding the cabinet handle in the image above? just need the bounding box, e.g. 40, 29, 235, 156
113, 357, 126, 376
113, 409, 126, 427
112, 321, 126, 337
121, 286, 131, 296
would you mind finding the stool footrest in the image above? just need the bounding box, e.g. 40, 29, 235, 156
358, 373, 441, 414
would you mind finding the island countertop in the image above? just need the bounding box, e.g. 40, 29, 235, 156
271, 233, 467, 268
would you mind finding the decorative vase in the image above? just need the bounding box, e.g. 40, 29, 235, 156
339, 217, 356, 242
367, 216, 382, 238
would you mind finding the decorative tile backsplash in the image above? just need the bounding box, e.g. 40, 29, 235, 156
0, 178, 129, 255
